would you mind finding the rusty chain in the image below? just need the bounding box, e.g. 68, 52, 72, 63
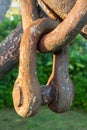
38, 0, 87, 52
12, 0, 87, 117
38, 0, 74, 113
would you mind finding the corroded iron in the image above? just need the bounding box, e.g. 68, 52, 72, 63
0, 0, 87, 80
40, 0, 76, 19
41, 46, 74, 112
13, 0, 39, 117
0, 25, 22, 79
13, 18, 57, 117
19, 0, 39, 31
38, 0, 87, 39
13, 0, 58, 117
47, 46, 74, 112
38, 0, 87, 53
12, 0, 87, 118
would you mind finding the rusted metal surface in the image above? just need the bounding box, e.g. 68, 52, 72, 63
38, 0, 60, 20
13, 0, 40, 117
13, 0, 75, 117
0, 25, 22, 79
38, 0, 87, 53
38, 0, 87, 38
47, 46, 74, 112
41, 46, 74, 110
38, 0, 76, 112
0, 0, 87, 118
0, 0, 39, 80
41, 85, 54, 104
13, 18, 57, 117
0, 0, 87, 79
13, 0, 57, 117
19, 0, 39, 31
39, 0, 76, 19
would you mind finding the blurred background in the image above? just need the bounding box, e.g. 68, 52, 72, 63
0, 0, 87, 130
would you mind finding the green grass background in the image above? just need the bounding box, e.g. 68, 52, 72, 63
0, 15, 87, 130
0, 107, 87, 130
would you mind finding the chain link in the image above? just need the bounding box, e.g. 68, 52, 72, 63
13, 0, 87, 118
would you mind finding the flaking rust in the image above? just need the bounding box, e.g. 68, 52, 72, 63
0, 25, 22, 79
38, 0, 87, 53
0, 0, 87, 118
41, 46, 74, 113
13, 0, 57, 117
0, 0, 87, 79
47, 46, 74, 112
13, 0, 87, 117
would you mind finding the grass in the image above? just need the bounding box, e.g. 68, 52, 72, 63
0, 107, 87, 130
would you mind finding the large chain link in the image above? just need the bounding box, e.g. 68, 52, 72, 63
38, 0, 87, 52
12, 0, 87, 117
38, 0, 74, 113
